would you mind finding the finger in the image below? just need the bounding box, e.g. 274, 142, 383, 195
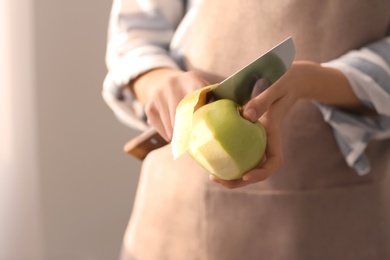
250, 78, 270, 98
209, 175, 256, 189
242, 122, 283, 181
145, 101, 170, 141
164, 94, 177, 141
243, 86, 282, 122
162, 94, 182, 142
242, 94, 296, 181
242, 148, 283, 182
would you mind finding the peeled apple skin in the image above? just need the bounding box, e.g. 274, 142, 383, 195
171, 85, 215, 159
188, 99, 267, 180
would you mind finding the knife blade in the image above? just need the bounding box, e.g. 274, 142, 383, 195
124, 37, 295, 160
212, 37, 295, 105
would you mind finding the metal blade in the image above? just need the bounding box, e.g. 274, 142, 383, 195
212, 37, 295, 105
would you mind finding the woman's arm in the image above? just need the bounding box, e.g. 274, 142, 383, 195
213, 37, 390, 189
210, 61, 359, 188
102, 0, 186, 130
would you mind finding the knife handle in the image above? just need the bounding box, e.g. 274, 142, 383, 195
124, 128, 168, 160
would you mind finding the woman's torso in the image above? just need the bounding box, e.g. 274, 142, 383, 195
123, 1, 390, 259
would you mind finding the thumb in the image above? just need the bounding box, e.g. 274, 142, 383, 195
242, 78, 284, 122
242, 78, 274, 122
243, 90, 275, 123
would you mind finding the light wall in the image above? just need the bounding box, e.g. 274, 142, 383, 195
35, 0, 141, 259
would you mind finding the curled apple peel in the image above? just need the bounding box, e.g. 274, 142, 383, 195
171, 85, 217, 159
172, 85, 267, 180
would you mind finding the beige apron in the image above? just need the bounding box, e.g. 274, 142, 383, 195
121, 1, 390, 259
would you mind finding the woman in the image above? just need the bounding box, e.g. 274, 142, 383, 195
103, 0, 390, 259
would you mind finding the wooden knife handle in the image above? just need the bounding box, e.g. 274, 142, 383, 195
123, 128, 168, 160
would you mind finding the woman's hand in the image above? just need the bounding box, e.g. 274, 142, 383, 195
132, 63, 364, 189
210, 61, 366, 189
132, 68, 210, 141
209, 62, 304, 189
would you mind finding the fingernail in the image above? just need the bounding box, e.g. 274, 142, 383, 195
242, 174, 252, 181
244, 108, 257, 122
209, 175, 220, 183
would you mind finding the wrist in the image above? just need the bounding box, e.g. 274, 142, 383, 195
293, 60, 370, 113
289, 61, 322, 100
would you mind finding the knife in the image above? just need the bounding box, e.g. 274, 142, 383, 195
124, 37, 295, 160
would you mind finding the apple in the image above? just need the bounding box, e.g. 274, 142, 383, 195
172, 85, 267, 180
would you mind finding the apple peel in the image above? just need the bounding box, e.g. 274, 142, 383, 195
171, 84, 218, 159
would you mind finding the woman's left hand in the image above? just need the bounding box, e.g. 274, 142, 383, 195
210, 60, 367, 189
209, 62, 304, 188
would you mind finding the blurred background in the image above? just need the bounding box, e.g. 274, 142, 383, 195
0, 0, 142, 259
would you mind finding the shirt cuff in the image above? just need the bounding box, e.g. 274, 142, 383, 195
102, 53, 180, 131
313, 102, 372, 175
314, 57, 390, 175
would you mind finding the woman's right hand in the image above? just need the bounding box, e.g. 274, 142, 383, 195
132, 68, 210, 141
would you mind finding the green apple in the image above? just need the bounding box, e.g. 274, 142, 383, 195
172, 86, 267, 180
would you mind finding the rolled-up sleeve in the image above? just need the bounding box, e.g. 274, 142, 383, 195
316, 36, 390, 175
102, 0, 185, 130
